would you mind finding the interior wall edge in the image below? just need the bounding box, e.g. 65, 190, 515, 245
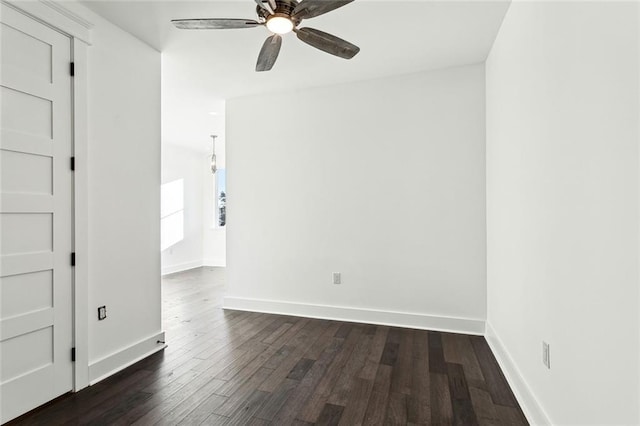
202, 258, 226, 268
88, 331, 166, 385
161, 259, 203, 276
485, 321, 552, 426
223, 297, 486, 336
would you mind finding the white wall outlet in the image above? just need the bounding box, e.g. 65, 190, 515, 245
542, 341, 550, 369
332, 272, 341, 285
98, 306, 107, 321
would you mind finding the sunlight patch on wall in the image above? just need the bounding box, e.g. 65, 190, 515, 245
161, 178, 184, 251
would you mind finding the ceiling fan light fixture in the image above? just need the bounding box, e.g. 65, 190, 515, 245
172, 0, 360, 72
266, 15, 294, 34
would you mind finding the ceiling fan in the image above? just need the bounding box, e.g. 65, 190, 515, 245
171, 0, 360, 72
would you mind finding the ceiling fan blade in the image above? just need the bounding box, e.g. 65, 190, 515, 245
295, 27, 360, 59
256, 34, 282, 72
171, 18, 261, 30
254, 0, 272, 14
293, 0, 354, 20
267, 0, 277, 11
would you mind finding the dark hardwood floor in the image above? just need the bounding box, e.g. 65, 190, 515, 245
9, 267, 528, 425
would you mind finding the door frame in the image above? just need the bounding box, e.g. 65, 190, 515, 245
2, 0, 93, 391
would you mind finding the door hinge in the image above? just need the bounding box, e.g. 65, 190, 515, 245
71, 347, 76, 362
71, 252, 76, 266
71, 156, 75, 171
70, 62, 75, 77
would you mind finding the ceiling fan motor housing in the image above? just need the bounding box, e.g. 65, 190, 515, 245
257, 0, 300, 23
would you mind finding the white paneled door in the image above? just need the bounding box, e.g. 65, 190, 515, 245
0, 4, 74, 423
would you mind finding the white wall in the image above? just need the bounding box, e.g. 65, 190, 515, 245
486, 2, 639, 425
161, 144, 205, 274
225, 64, 487, 333
85, 9, 163, 380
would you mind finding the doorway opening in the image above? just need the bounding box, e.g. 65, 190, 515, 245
160, 101, 226, 280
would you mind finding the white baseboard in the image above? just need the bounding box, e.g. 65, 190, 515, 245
203, 257, 226, 267
223, 297, 485, 335
88, 332, 166, 385
485, 322, 551, 426
161, 260, 202, 276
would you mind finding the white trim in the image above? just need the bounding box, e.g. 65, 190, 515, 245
2, 0, 93, 44
485, 322, 552, 426
223, 297, 486, 335
161, 260, 203, 276
88, 332, 166, 385
72, 37, 90, 391
40, 0, 92, 31
203, 257, 226, 268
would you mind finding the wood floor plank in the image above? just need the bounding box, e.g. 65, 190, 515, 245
215, 352, 277, 397
442, 333, 486, 385
380, 327, 402, 367
254, 378, 299, 421
385, 392, 408, 425
38, 368, 154, 425
268, 317, 311, 349
80, 391, 152, 426
334, 322, 353, 338
272, 336, 345, 424
109, 358, 214, 425
447, 362, 479, 426
316, 403, 344, 426
215, 342, 271, 381
428, 331, 447, 374
470, 336, 519, 407
362, 364, 392, 425
153, 378, 227, 424
258, 347, 307, 393
380, 341, 399, 366
430, 372, 454, 426
494, 404, 529, 426
8, 267, 528, 426
294, 327, 363, 423
359, 325, 389, 380
261, 321, 293, 345
223, 389, 271, 426
246, 417, 270, 426
407, 330, 430, 425
287, 358, 315, 381
263, 344, 296, 370
201, 413, 228, 425
469, 386, 501, 426
257, 320, 331, 393
337, 377, 374, 426
391, 328, 414, 395
214, 367, 273, 417
177, 393, 228, 425
305, 322, 342, 360
327, 326, 373, 406
235, 315, 290, 351
129, 373, 227, 425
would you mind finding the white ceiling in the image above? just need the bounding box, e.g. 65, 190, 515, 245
81, 0, 509, 97
79, 0, 510, 150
